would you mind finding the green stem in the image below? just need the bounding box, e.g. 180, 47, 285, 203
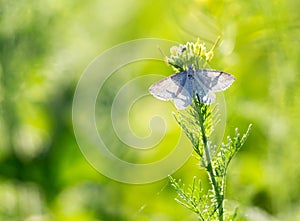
196, 95, 224, 221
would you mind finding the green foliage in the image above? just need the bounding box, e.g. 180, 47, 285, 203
169, 39, 251, 221
169, 176, 210, 221
171, 99, 251, 220
174, 98, 213, 165
213, 125, 252, 186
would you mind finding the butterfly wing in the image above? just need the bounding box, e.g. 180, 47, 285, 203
194, 69, 235, 92
172, 74, 193, 109
149, 72, 193, 109
149, 69, 234, 108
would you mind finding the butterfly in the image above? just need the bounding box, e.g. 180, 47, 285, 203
149, 67, 235, 110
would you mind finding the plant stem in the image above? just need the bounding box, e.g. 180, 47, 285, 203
196, 95, 224, 221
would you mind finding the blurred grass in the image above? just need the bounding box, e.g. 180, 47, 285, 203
1, 0, 300, 220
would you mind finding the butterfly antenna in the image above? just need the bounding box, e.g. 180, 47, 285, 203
157, 46, 168, 63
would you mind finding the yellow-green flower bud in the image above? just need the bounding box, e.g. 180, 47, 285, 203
206, 50, 214, 62
200, 45, 206, 57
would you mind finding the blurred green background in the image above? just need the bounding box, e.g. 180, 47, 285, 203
1, 0, 300, 220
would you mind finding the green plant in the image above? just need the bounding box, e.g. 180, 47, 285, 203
161, 39, 251, 220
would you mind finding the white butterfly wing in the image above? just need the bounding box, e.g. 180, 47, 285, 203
149, 69, 234, 108
149, 72, 193, 110
194, 70, 235, 92
173, 75, 193, 109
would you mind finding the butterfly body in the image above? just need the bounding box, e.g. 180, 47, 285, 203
149, 67, 235, 110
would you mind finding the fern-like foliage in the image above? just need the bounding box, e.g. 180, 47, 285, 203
164, 39, 252, 221
213, 125, 252, 193
174, 97, 213, 162
169, 176, 209, 221
171, 100, 251, 220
